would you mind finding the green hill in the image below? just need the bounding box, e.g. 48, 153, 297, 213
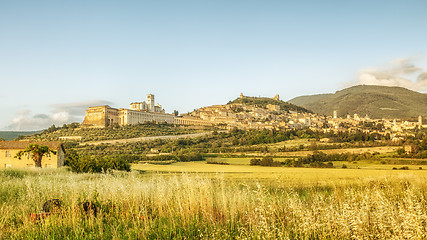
287, 85, 427, 119
19, 122, 207, 142
228, 96, 311, 113
0, 131, 42, 141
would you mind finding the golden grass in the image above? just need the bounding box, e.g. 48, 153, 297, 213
1, 168, 427, 239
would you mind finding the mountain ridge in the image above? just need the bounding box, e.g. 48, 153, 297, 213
287, 85, 427, 119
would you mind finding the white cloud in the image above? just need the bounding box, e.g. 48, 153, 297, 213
6, 100, 112, 131
356, 57, 427, 92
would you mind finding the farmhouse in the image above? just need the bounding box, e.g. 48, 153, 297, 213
0, 141, 65, 168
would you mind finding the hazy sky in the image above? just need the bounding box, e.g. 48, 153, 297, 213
1, 0, 427, 130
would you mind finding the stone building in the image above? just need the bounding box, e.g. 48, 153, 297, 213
82, 105, 119, 128
0, 141, 65, 168
120, 109, 175, 125
130, 94, 164, 113
174, 116, 214, 126
82, 94, 174, 128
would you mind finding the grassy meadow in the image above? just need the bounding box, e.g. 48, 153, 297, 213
1, 165, 427, 239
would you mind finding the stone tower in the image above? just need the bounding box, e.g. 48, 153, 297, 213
419, 115, 423, 126
147, 94, 155, 111
273, 94, 279, 101
333, 110, 337, 119
240, 93, 244, 99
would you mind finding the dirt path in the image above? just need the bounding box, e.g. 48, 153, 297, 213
81, 131, 213, 146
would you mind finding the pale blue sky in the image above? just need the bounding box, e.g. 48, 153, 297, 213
1, 0, 426, 130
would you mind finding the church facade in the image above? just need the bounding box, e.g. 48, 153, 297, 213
82, 94, 176, 128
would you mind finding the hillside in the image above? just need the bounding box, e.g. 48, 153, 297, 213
228, 96, 312, 113
0, 131, 42, 141
19, 122, 208, 142
288, 85, 427, 119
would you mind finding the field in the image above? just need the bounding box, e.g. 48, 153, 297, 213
133, 160, 427, 185
239, 146, 399, 157
1, 165, 427, 239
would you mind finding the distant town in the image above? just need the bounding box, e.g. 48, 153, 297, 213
81, 93, 425, 142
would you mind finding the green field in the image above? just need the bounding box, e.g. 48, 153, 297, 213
133, 160, 427, 186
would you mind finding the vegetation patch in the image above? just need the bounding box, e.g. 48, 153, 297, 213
20, 122, 209, 142
206, 158, 230, 165
67, 154, 131, 173
229, 95, 311, 113
138, 160, 177, 165
250, 156, 281, 167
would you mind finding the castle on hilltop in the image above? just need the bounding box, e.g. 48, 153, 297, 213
239, 93, 280, 101
82, 94, 175, 128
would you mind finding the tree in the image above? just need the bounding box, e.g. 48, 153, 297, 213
173, 110, 179, 116
15, 144, 56, 168
396, 148, 405, 156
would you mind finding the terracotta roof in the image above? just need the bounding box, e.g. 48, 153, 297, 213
0, 141, 64, 151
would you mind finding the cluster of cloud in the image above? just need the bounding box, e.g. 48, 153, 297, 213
7, 100, 112, 131
357, 58, 427, 92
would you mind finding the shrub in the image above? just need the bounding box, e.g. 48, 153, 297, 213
138, 160, 176, 165
68, 155, 131, 173
250, 156, 281, 167
309, 162, 334, 168
206, 158, 229, 165
176, 153, 204, 162
250, 158, 261, 165
396, 148, 405, 155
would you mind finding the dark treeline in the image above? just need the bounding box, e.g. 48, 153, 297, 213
250, 156, 281, 167
298, 151, 379, 164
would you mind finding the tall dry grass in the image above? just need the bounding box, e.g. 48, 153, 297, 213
0, 168, 426, 239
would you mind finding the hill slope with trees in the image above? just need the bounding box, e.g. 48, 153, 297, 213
228, 96, 311, 113
288, 85, 427, 119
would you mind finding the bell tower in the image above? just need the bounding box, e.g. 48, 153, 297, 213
147, 94, 155, 111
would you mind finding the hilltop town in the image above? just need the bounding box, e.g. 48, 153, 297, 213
81, 92, 425, 138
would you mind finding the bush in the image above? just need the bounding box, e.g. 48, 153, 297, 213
309, 161, 334, 168
250, 156, 281, 167
68, 155, 131, 173
250, 158, 261, 166
138, 160, 176, 165
206, 158, 230, 165
176, 153, 204, 162
396, 148, 405, 155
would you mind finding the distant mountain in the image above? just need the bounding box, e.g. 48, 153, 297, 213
288, 85, 427, 119
0, 131, 42, 141
228, 95, 312, 113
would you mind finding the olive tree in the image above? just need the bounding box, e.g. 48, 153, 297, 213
15, 144, 56, 168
